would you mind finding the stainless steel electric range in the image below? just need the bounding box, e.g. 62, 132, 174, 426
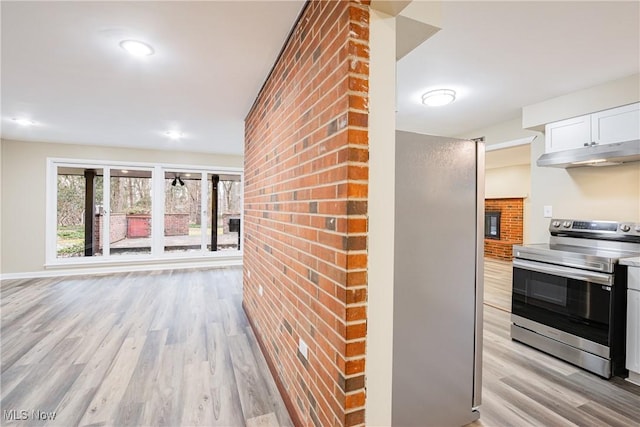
511, 218, 640, 378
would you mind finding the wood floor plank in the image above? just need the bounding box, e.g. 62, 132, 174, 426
144, 344, 184, 427
1, 267, 291, 427
246, 412, 279, 427
1, 330, 50, 374
180, 361, 215, 427
500, 375, 604, 426
483, 258, 513, 312
1, 337, 84, 423
245, 326, 294, 427
78, 334, 148, 426
229, 333, 273, 421
485, 377, 579, 427
578, 401, 640, 427
205, 322, 247, 426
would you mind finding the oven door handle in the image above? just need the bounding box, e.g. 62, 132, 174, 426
513, 259, 613, 286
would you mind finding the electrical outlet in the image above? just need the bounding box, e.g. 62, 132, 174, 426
298, 338, 309, 360
543, 205, 553, 218
258, 285, 263, 296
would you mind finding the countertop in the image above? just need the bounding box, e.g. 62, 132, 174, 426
620, 256, 640, 267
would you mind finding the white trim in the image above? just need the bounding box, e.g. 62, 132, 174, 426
152, 165, 164, 256
1, 257, 242, 280
45, 250, 242, 267
47, 157, 243, 175
239, 172, 245, 251
103, 167, 111, 256
200, 172, 208, 251
45, 158, 58, 265
485, 135, 537, 152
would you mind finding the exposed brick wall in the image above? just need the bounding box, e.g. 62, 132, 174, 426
484, 198, 524, 261
243, 2, 369, 426
126, 214, 151, 238
164, 213, 189, 236
97, 213, 127, 250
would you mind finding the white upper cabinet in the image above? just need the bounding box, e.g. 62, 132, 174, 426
591, 103, 640, 145
545, 114, 591, 153
545, 102, 640, 153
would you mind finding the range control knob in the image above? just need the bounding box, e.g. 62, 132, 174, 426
563, 221, 572, 228
620, 224, 631, 232
552, 221, 561, 228
635, 225, 640, 232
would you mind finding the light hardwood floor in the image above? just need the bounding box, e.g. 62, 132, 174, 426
2, 262, 639, 427
1, 268, 292, 427
476, 258, 640, 427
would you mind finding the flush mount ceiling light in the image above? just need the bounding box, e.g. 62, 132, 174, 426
165, 130, 183, 140
422, 89, 456, 107
119, 40, 154, 57
12, 117, 36, 126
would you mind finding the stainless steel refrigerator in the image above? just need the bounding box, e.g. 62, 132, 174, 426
392, 130, 484, 426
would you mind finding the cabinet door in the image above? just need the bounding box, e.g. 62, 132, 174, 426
545, 115, 591, 153
627, 289, 640, 373
592, 102, 640, 146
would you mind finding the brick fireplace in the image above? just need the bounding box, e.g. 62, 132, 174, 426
484, 198, 524, 261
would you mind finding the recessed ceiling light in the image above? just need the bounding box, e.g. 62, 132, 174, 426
119, 40, 154, 57
165, 130, 183, 140
121, 170, 129, 174
12, 117, 36, 126
422, 89, 456, 107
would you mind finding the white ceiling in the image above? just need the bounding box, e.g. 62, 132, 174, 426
397, 1, 640, 140
1, 1, 304, 155
2, 1, 638, 157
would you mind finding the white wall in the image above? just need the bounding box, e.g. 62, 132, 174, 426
485, 163, 530, 199
523, 73, 640, 130
457, 116, 540, 148
0, 139, 243, 275
484, 162, 531, 243
528, 137, 640, 243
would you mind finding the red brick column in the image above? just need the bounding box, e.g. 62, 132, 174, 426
243, 2, 369, 426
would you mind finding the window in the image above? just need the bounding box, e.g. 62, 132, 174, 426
47, 159, 242, 265
56, 166, 103, 258
164, 171, 202, 253
110, 169, 153, 256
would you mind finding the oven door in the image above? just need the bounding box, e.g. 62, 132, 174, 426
512, 259, 613, 347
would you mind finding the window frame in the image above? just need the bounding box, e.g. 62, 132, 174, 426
46, 157, 243, 267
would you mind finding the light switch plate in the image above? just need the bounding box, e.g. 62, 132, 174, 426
544, 205, 553, 218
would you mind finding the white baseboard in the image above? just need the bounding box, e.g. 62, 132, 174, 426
627, 370, 640, 386
1, 257, 242, 280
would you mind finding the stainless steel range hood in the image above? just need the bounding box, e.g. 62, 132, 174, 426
537, 139, 640, 168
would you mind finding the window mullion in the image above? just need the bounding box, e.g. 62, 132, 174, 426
152, 166, 164, 256
103, 168, 111, 257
